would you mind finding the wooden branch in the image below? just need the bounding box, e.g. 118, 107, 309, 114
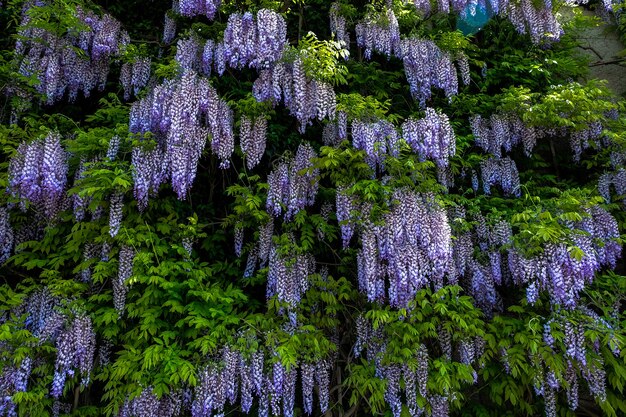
589, 57, 626, 67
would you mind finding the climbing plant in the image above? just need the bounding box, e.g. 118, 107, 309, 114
0, 0, 625, 416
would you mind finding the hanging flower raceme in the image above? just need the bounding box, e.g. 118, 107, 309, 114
402, 108, 456, 168
14, 4, 127, 104
114, 245, 135, 316
240, 115, 268, 170
357, 190, 455, 308
252, 59, 336, 132
129, 70, 234, 207
177, 0, 221, 19
470, 112, 538, 158
8, 132, 68, 218
355, 7, 401, 59
329, 3, 350, 48
191, 346, 330, 417
51, 314, 96, 398
266, 143, 319, 221
479, 156, 521, 197
351, 118, 399, 172
266, 238, 315, 306
120, 56, 151, 100
118, 388, 183, 417
399, 38, 459, 106
0, 208, 14, 263
599, 168, 626, 205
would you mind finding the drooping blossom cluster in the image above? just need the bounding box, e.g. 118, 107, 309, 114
177, 0, 221, 20
15, 5, 128, 104
120, 57, 151, 100
399, 38, 459, 106
8, 132, 68, 218
163, 13, 177, 44
506, 307, 621, 417
130, 70, 234, 206
266, 143, 319, 220
175, 10, 287, 75
470, 113, 538, 158
244, 220, 274, 278
118, 388, 183, 417
114, 245, 135, 316
322, 111, 348, 147
408, 0, 561, 44
108, 191, 124, 238
568, 122, 603, 162
354, 314, 483, 417
52, 314, 96, 398
355, 8, 401, 59
191, 347, 330, 417
267, 237, 315, 306
221, 10, 288, 70
505, 0, 562, 44
240, 115, 268, 169
449, 202, 623, 313
509, 205, 621, 308
357, 190, 454, 307
351, 118, 399, 172
329, 3, 350, 47
472, 111, 605, 162
253, 59, 337, 132
479, 157, 521, 196
402, 108, 456, 168
0, 208, 13, 263
598, 168, 626, 205
336, 184, 357, 249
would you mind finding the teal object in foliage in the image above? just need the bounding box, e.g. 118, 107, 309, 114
457, 2, 493, 35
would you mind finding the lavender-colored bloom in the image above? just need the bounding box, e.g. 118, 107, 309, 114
163, 13, 177, 44
402, 108, 456, 168
108, 191, 124, 238
0, 208, 14, 263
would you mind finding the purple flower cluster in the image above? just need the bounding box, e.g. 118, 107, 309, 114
598, 169, 626, 205
410, 0, 472, 15
0, 208, 14, 263
400, 38, 459, 106
508, 206, 621, 308
267, 239, 315, 306
108, 191, 124, 238
52, 314, 96, 397
192, 347, 330, 417
357, 190, 454, 307
8, 132, 68, 218
23, 288, 64, 340
178, 0, 221, 20
470, 113, 538, 158
240, 115, 268, 169
402, 108, 456, 168
266, 143, 319, 220
479, 157, 521, 197
114, 245, 135, 316
505, 0, 562, 44
352, 118, 399, 172
15, 5, 127, 104
569, 123, 603, 163
175, 10, 287, 75
130, 70, 234, 207
118, 388, 182, 417
329, 3, 350, 48
120, 57, 151, 100
253, 59, 337, 132
163, 13, 177, 44
355, 8, 401, 59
